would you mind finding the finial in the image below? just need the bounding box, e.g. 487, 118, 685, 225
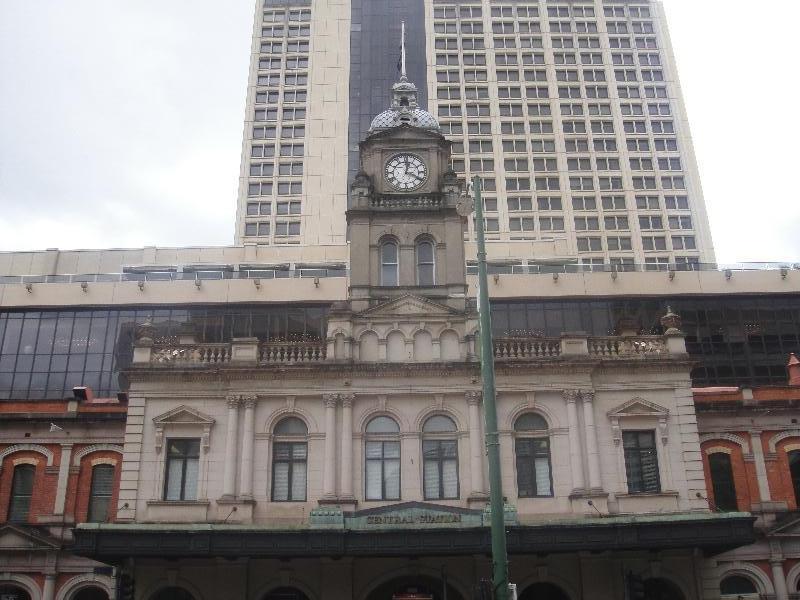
400, 21, 407, 80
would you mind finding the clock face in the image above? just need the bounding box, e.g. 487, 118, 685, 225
384, 153, 428, 191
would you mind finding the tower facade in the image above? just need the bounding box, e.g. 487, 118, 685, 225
235, 0, 715, 270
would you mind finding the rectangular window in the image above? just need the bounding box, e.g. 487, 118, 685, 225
623, 431, 661, 494
423, 439, 459, 500
515, 439, 552, 497
272, 442, 308, 501
87, 464, 115, 522
507, 197, 533, 212
275, 221, 301, 236
164, 439, 200, 501
365, 440, 401, 500
7, 464, 35, 522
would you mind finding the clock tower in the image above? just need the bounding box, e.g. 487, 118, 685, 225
346, 65, 468, 312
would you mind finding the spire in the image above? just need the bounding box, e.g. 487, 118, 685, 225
400, 21, 407, 80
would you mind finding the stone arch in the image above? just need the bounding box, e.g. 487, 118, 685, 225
140, 578, 206, 600
784, 561, 800, 593
356, 406, 409, 434
359, 330, 380, 362
717, 563, 775, 596
251, 579, 316, 600
0, 444, 54, 467
506, 402, 560, 431
357, 565, 469, 600
0, 575, 41, 600
439, 329, 461, 360
56, 574, 114, 600
515, 572, 577, 600
769, 430, 800, 453
386, 330, 407, 362
413, 404, 466, 432
73, 444, 123, 466
699, 433, 750, 453
263, 407, 318, 435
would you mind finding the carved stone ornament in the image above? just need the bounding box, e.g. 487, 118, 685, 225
241, 395, 258, 409
135, 320, 156, 345
660, 306, 683, 334
340, 393, 355, 408
323, 393, 340, 408
465, 391, 482, 405
226, 395, 241, 409
561, 389, 580, 403
152, 405, 216, 454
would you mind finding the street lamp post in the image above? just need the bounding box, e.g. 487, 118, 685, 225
464, 174, 510, 600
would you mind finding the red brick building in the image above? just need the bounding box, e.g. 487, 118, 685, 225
0, 394, 126, 600
697, 357, 800, 599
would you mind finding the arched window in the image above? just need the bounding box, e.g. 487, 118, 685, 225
272, 417, 308, 502
708, 452, 737, 511
788, 449, 800, 506
7, 464, 35, 522
514, 413, 552, 497
416, 239, 435, 286
380, 240, 399, 286
88, 464, 115, 522
365, 416, 401, 500
422, 415, 459, 500
720, 575, 757, 596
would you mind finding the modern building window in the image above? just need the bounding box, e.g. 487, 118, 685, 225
87, 464, 115, 522
7, 464, 35, 522
416, 240, 435, 286
514, 413, 552, 497
164, 439, 200, 501
789, 449, 800, 506
272, 417, 308, 501
708, 452, 737, 511
380, 240, 399, 286
422, 415, 459, 500
623, 431, 661, 493
365, 416, 400, 501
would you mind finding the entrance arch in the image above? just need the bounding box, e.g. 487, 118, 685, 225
519, 582, 570, 600
0, 585, 32, 600
72, 588, 109, 600
643, 578, 685, 600
365, 575, 464, 600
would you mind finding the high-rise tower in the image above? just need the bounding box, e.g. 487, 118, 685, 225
235, 0, 715, 270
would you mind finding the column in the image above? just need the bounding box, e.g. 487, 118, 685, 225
340, 394, 355, 500
581, 390, 603, 490
771, 560, 789, 600
466, 391, 486, 496
222, 395, 240, 499
42, 575, 56, 600
750, 430, 772, 502
563, 390, 585, 492
239, 396, 257, 500
53, 443, 73, 515
322, 394, 339, 499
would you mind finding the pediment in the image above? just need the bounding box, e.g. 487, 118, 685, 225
357, 294, 461, 319
607, 397, 669, 418
0, 525, 59, 550
352, 501, 481, 518
153, 405, 215, 426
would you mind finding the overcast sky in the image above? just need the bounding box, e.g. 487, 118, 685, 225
0, 1, 798, 263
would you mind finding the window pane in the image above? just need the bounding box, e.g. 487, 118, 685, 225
8, 465, 34, 522
273, 463, 289, 500
165, 458, 184, 500
381, 265, 398, 286
709, 453, 737, 511
423, 459, 439, 499
442, 459, 459, 498
384, 459, 400, 499
365, 460, 382, 499
534, 457, 551, 495
183, 457, 199, 500
291, 461, 307, 501
88, 464, 115, 522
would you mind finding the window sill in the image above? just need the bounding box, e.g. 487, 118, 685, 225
615, 490, 678, 499
146, 500, 211, 506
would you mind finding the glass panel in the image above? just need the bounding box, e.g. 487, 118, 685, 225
366, 416, 399, 434
423, 459, 439, 499
365, 459, 382, 499
384, 459, 400, 499
165, 458, 184, 500
274, 417, 308, 435
709, 453, 737, 511
183, 457, 199, 500
442, 459, 459, 498
514, 413, 548, 431
534, 457, 551, 495
291, 461, 307, 501
8, 465, 34, 522
273, 463, 290, 500
88, 464, 115, 522
423, 415, 457, 432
